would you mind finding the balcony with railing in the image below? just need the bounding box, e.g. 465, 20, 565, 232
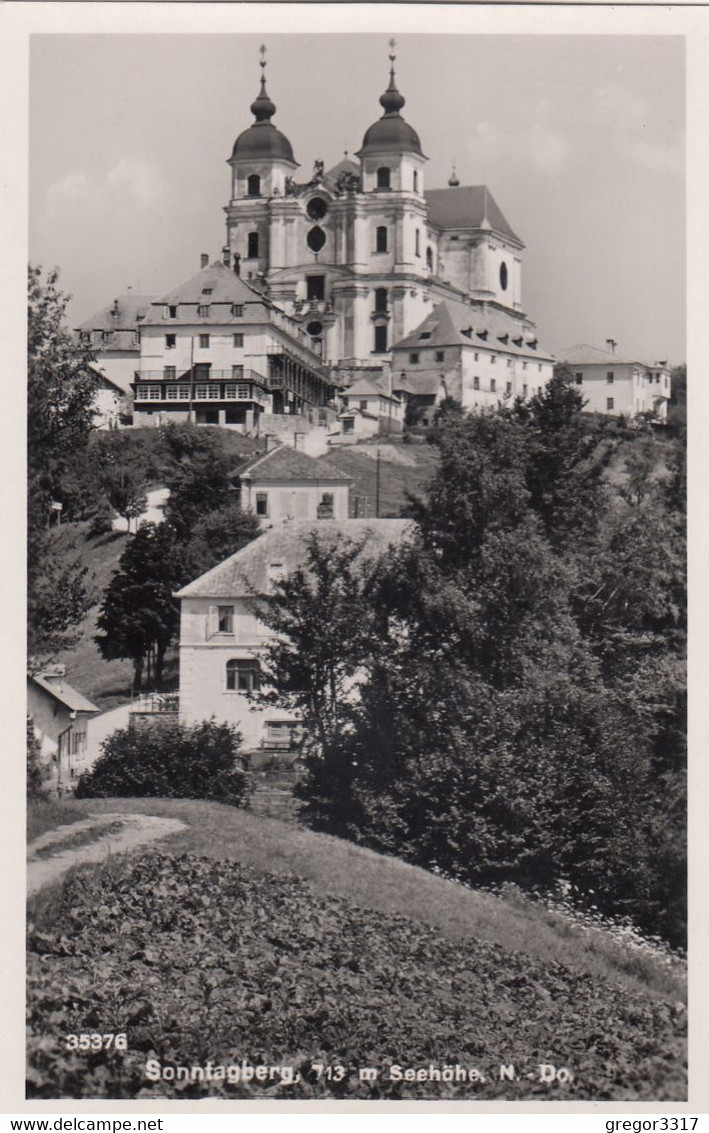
133, 369, 270, 405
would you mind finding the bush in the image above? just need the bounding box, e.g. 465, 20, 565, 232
76, 720, 251, 808
27, 717, 51, 801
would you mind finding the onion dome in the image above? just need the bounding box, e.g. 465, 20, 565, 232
357, 41, 424, 158
230, 47, 296, 164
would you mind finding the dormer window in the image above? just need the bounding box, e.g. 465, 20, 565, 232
376, 167, 391, 189
247, 174, 261, 197
232, 304, 244, 317
202, 288, 213, 295
198, 305, 210, 317
419, 332, 431, 340
165, 305, 177, 319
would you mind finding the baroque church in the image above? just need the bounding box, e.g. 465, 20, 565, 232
80, 42, 554, 433
224, 43, 549, 378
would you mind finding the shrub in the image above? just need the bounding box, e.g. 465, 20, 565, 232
76, 719, 251, 808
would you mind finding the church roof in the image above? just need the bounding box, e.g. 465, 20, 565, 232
425, 186, 521, 244
325, 157, 360, 181
230, 73, 297, 165
230, 444, 352, 483
392, 301, 554, 361
175, 519, 413, 599
357, 64, 424, 159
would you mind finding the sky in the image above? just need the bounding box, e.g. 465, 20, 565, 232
29, 32, 685, 363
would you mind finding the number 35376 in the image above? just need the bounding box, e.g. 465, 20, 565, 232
65, 1033, 127, 1052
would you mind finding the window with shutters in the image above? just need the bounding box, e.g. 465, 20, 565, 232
217, 606, 234, 634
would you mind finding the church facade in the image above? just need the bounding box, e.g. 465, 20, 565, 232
223, 45, 552, 390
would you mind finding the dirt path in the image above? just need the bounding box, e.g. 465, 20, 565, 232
27, 812, 186, 896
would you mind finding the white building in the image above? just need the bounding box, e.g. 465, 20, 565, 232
230, 443, 352, 521
77, 294, 155, 427
132, 258, 334, 430
558, 344, 671, 420
175, 518, 411, 759
391, 299, 554, 422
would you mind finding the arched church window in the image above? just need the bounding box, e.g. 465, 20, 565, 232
307, 197, 328, 221
374, 288, 388, 313
247, 174, 261, 197
413, 171, 419, 193
376, 226, 388, 253
374, 324, 388, 353
500, 262, 508, 291
426, 246, 433, 271
247, 231, 259, 259
307, 227, 326, 253
377, 167, 391, 189
415, 229, 421, 257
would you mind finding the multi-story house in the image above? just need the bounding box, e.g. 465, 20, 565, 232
175, 518, 411, 759
558, 343, 671, 420
391, 299, 554, 421
132, 258, 334, 430
77, 293, 155, 427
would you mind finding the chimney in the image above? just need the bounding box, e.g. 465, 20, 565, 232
200, 253, 209, 269
233, 253, 241, 277
111, 299, 119, 318
605, 338, 617, 355
222, 246, 231, 268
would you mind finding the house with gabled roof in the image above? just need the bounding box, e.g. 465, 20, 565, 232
27, 667, 99, 792
331, 378, 404, 443
229, 443, 352, 521
76, 293, 156, 428
557, 343, 670, 420
391, 298, 554, 421
132, 257, 335, 431
175, 518, 412, 757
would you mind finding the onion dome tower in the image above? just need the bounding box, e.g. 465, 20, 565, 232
356, 40, 427, 194
227, 45, 298, 201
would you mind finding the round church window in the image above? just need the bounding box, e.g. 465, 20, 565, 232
307, 197, 328, 221
307, 321, 323, 337
307, 226, 326, 253
500, 262, 508, 291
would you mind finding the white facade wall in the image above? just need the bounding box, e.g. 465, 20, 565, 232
240, 477, 350, 521
564, 360, 665, 419
140, 322, 271, 380
178, 596, 299, 751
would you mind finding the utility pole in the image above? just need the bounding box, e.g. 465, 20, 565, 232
375, 447, 381, 518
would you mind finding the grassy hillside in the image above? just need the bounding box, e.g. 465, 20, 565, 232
31, 797, 685, 1004
317, 440, 439, 518
27, 824, 686, 1100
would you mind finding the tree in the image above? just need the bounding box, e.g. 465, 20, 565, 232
27, 265, 97, 658
95, 523, 185, 692
161, 424, 236, 540
183, 501, 259, 579
257, 533, 381, 756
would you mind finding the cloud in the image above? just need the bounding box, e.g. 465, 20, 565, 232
45, 160, 164, 215
46, 171, 91, 206
105, 159, 162, 206
466, 104, 570, 177
527, 121, 570, 175
592, 85, 683, 178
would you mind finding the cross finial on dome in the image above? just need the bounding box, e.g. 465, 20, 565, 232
388, 38, 397, 63
250, 43, 276, 121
